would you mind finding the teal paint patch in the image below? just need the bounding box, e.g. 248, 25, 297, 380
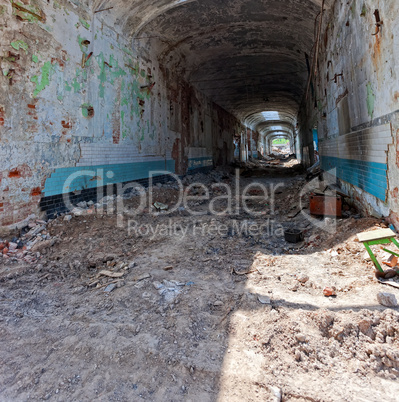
188, 157, 213, 171
96, 52, 106, 98
32, 54, 39, 63
79, 18, 90, 30
43, 160, 176, 197
320, 155, 387, 201
11, 40, 29, 53
31, 61, 55, 97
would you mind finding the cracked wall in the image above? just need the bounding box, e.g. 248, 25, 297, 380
306, 0, 399, 222
0, 0, 242, 227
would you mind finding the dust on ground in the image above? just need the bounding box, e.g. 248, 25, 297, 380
1, 160, 399, 401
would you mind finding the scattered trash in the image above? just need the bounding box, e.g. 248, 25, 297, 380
98, 270, 125, 279
134, 273, 151, 282
284, 228, 304, 243
309, 193, 342, 217
377, 292, 398, 307
270, 386, 282, 402
104, 283, 117, 293
296, 274, 309, 284
153, 280, 186, 303
382, 255, 398, 268
71, 207, 86, 216
232, 266, 257, 276
163, 265, 173, 271
258, 295, 271, 305
378, 278, 399, 289
63, 215, 72, 222
295, 333, 308, 343
323, 287, 336, 297
357, 228, 399, 273
153, 202, 168, 211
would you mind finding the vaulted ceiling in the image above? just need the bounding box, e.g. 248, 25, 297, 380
94, 0, 334, 135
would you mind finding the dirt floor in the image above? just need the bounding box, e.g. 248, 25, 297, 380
1, 160, 399, 401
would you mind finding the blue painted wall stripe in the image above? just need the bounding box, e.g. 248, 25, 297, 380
321, 155, 387, 201
43, 160, 176, 197
188, 157, 213, 171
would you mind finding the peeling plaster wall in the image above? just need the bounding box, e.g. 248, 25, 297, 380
308, 0, 399, 222
0, 0, 240, 226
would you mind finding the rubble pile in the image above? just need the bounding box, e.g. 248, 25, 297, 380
0, 219, 55, 264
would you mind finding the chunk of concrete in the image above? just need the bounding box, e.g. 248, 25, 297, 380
377, 292, 398, 307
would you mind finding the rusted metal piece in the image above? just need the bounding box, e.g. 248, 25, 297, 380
11, 2, 45, 22
140, 82, 156, 95
5, 69, 15, 85
309, 193, 342, 217
372, 9, 383, 36
94, 6, 114, 14
1, 52, 20, 63
331, 72, 343, 83
82, 52, 93, 67
125, 64, 137, 72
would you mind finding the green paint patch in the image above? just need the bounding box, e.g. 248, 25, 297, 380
95, 52, 127, 97
11, 40, 29, 53
71, 78, 81, 93
96, 52, 107, 98
79, 18, 90, 30
53, 1, 61, 9
32, 54, 39, 63
366, 82, 375, 119
81, 103, 94, 118
360, 3, 367, 17
121, 110, 126, 137
65, 81, 72, 91
121, 46, 133, 56
31, 61, 55, 97
109, 55, 126, 83
12, 1, 44, 23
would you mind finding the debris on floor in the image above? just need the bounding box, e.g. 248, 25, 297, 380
1, 163, 399, 401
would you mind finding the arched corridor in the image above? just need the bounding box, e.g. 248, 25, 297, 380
1, 1, 399, 400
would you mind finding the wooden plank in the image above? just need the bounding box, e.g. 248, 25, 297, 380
357, 228, 396, 243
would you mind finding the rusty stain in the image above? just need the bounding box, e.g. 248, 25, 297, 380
372, 9, 383, 36
0, 107, 4, 127
61, 120, 72, 129
30, 187, 41, 196
11, 2, 46, 22
51, 58, 65, 70
8, 164, 32, 179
